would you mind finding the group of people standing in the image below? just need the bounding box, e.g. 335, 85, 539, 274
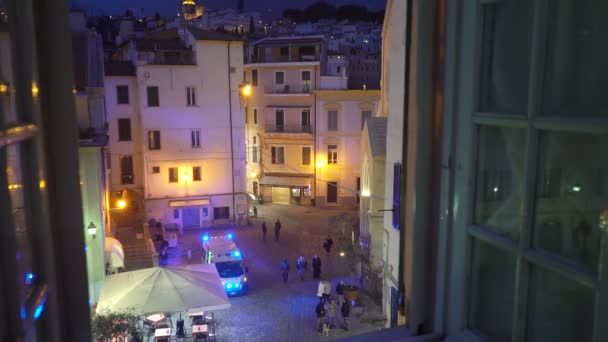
315, 280, 351, 333
280, 255, 323, 283
261, 219, 281, 242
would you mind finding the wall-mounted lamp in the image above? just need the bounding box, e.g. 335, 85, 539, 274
240, 83, 252, 97
87, 222, 97, 239
0, 82, 9, 94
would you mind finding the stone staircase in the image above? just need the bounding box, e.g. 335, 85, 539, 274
115, 226, 153, 271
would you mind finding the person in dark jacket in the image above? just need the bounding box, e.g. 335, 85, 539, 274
336, 280, 345, 308
312, 255, 322, 279
323, 235, 334, 253
280, 258, 290, 283
315, 298, 327, 333
341, 300, 351, 331
261, 221, 267, 241
253, 205, 258, 217
274, 219, 282, 241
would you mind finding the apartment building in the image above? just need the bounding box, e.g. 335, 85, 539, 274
244, 36, 325, 205
109, 27, 247, 229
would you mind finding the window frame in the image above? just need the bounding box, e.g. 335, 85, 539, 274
274, 71, 285, 85
328, 110, 338, 131
186, 86, 197, 107
116, 85, 129, 105
301, 146, 312, 166
328, 144, 338, 164
271, 145, 285, 165
147, 86, 160, 107
168, 167, 179, 183
148, 130, 161, 150
252, 69, 258, 87
117, 118, 132, 142
440, 1, 608, 341
120, 155, 134, 185
253, 107, 258, 125
192, 166, 201, 181
191, 129, 201, 148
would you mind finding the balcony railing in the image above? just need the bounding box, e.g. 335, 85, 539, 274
264, 84, 312, 95
264, 124, 312, 133
246, 54, 320, 64
152, 51, 195, 65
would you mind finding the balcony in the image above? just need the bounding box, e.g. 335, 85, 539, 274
152, 51, 195, 65
264, 84, 312, 95
247, 54, 320, 64
264, 124, 312, 134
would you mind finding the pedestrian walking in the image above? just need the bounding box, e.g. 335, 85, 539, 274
261, 221, 267, 241
341, 299, 351, 331
280, 258, 290, 283
336, 280, 346, 308
105, 262, 111, 275
323, 235, 334, 253
274, 219, 281, 241
312, 255, 322, 279
327, 297, 338, 328
322, 279, 332, 303
315, 298, 327, 333
296, 256, 307, 280
253, 205, 258, 217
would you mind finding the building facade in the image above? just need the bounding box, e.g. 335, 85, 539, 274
244, 36, 325, 205
108, 27, 247, 229
314, 89, 379, 208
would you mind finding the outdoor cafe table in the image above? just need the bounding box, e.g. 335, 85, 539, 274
154, 328, 172, 340
192, 324, 208, 334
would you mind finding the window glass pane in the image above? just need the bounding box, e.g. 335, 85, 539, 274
542, 0, 608, 118
147, 86, 159, 107
275, 72, 284, 84
252, 69, 258, 86
526, 266, 594, 342
118, 119, 131, 141
474, 126, 526, 240
478, 0, 533, 114
469, 239, 516, 342
533, 131, 605, 271
116, 85, 129, 104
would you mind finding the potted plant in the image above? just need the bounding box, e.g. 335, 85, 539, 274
92, 309, 143, 342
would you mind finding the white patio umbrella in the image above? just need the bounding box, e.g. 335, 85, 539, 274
104, 237, 125, 269
96, 264, 230, 314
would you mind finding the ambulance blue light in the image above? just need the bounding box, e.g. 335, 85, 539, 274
202, 234, 210, 242
226, 283, 233, 289
232, 250, 241, 258
20, 306, 26, 320
33, 303, 44, 320
226, 233, 233, 239
25, 272, 35, 284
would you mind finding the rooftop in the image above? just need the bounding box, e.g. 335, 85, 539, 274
250, 35, 325, 46
188, 26, 242, 42
105, 61, 135, 76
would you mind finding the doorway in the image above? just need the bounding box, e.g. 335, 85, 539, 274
272, 187, 290, 204
327, 182, 338, 204
182, 207, 200, 228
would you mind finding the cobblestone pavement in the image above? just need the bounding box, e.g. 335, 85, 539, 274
160, 203, 388, 342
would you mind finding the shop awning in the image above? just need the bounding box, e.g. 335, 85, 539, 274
169, 199, 211, 207
259, 175, 312, 187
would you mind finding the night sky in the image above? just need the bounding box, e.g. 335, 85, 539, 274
72, 0, 387, 18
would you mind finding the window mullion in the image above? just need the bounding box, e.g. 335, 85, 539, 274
512, 0, 547, 339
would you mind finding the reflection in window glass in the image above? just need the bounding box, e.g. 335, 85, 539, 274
6, 144, 35, 317
469, 240, 515, 342
478, 0, 533, 114
474, 126, 525, 240
534, 131, 606, 271
526, 266, 594, 342
543, 0, 608, 117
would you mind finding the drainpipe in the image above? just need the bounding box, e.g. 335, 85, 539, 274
227, 41, 237, 224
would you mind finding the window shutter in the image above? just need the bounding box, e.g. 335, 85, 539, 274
392, 163, 402, 229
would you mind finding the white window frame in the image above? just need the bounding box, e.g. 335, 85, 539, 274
186, 86, 196, 106
328, 145, 338, 164
271, 145, 285, 165
191, 129, 201, 148
328, 110, 338, 131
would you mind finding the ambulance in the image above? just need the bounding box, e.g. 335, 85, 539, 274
201, 233, 249, 295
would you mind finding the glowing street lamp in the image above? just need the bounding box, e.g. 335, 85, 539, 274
117, 199, 127, 209
241, 83, 252, 97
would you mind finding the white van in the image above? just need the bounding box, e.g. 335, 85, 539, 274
201, 233, 249, 295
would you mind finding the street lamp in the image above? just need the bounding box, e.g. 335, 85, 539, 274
87, 222, 97, 239
116, 199, 127, 209
241, 83, 252, 97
